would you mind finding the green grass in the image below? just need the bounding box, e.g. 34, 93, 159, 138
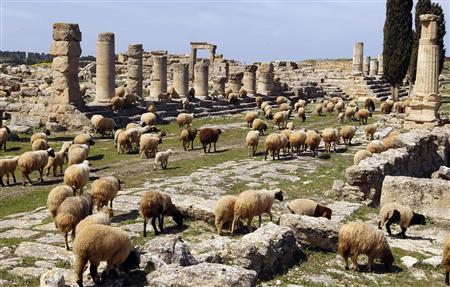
0, 269, 39, 287
0, 187, 49, 218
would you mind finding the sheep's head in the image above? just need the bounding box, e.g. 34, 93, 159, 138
159, 131, 166, 137
381, 248, 394, 271
88, 138, 95, 146
411, 213, 426, 226
149, 125, 161, 133
47, 148, 55, 158
119, 249, 141, 273
140, 121, 147, 127
262, 123, 267, 131
171, 208, 183, 227
273, 189, 284, 201
44, 129, 51, 136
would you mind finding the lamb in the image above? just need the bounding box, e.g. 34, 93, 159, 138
326, 102, 335, 113
30, 130, 50, 144
245, 130, 260, 157
381, 102, 393, 114
340, 126, 356, 145
199, 128, 222, 153
314, 103, 323, 115
154, 149, 174, 170
338, 221, 394, 272
94, 117, 117, 137
176, 113, 194, 130
0, 156, 19, 186
140, 112, 157, 126
244, 111, 259, 128
68, 144, 89, 166
139, 132, 165, 158
91, 176, 121, 210
264, 133, 281, 160
443, 235, 450, 285
46, 142, 72, 176
255, 96, 263, 108
75, 207, 111, 234
289, 130, 307, 156
214, 195, 238, 235
54, 192, 93, 250
287, 198, 332, 219
367, 140, 385, 154
73, 224, 140, 287
139, 190, 183, 236
64, 160, 90, 195
18, 148, 55, 185
378, 202, 426, 238
111, 96, 124, 111
297, 107, 306, 122
364, 98, 376, 112
357, 108, 370, 125
231, 188, 284, 234
273, 111, 289, 129
354, 150, 372, 165
31, 138, 50, 151
47, 185, 74, 219
321, 128, 340, 153
179, 128, 197, 151
306, 130, 321, 157
364, 124, 377, 140
73, 133, 95, 146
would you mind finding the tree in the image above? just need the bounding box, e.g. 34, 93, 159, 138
430, 3, 446, 74
383, 0, 413, 101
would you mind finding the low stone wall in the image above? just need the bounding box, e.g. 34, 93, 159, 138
345, 127, 450, 204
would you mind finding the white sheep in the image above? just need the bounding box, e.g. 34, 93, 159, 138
45, 142, 72, 176
0, 156, 19, 186
154, 149, 174, 170
47, 185, 74, 219
68, 144, 89, 166
18, 148, 55, 185
91, 176, 121, 211
214, 195, 238, 235
0, 126, 11, 151
176, 113, 194, 130
64, 160, 90, 195
245, 130, 260, 157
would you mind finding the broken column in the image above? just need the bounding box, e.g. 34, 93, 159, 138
127, 44, 143, 99
194, 62, 208, 99
213, 76, 227, 95
189, 48, 197, 80
150, 52, 167, 100
378, 53, 384, 76
50, 23, 82, 104
369, 59, 378, 76
243, 65, 257, 95
229, 72, 244, 93
404, 14, 441, 129
94, 32, 115, 104
173, 63, 189, 98
257, 63, 274, 96
352, 42, 364, 75
363, 56, 370, 76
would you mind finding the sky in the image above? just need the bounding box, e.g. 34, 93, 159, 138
1, 0, 449, 63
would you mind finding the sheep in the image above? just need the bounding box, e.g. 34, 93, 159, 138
250, 119, 267, 136
338, 221, 394, 272
364, 98, 376, 113
47, 185, 74, 219
306, 130, 321, 157
147, 103, 155, 113
382, 131, 402, 150
168, 85, 179, 99
158, 92, 170, 102
116, 131, 131, 154
338, 112, 344, 124
54, 192, 93, 250
340, 126, 356, 145
246, 130, 260, 157
73, 133, 95, 146
231, 188, 284, 234
335, 100, 345, 113
264, 107, 273, 120
381, 102, 393, 114
31, 138, 49, 151
46, 142, 72, 176
314, 103, 323, 115
322, 128, 340, 153
357, 108, 370, 125
124, 93, 138, 107
126, 125, 157, 151
273, 111, 289, 129
154, 149, 174, 170
255, 96, 263, 108
64, 160, 90, 195
30, 130, 50, 144
75, 207, 111, 235
140, 112, 157, 126
279, 103, 290, 112
189, 87, 195, 99
289, 130, 307, 156
179, 128, 197, 151
297, 107, 306, 122
276, 96, 286, 105
280, 130, 291, 155
90, 115, 104, 129
326, 102, 335, 113
264, 133, 281, 160
125, 123, 140, 130
443, 235, 450, 285
367, 140, 385, 154
214, 195, 238, 235
73, 224, 140, 287
18, 148, 55, 185
115, 86, 126, 98
354, 150, 372, 165
348, 100, 358, 107
182, 98, 191, 110
378, 202, 426, 238
94, 117, 117, 137
0, 156, 19, 186
297, 99, 307, 108
394, 102, 405, 113
176, 113, 194, 130
364, 124, 377, 140
260, 101, 269, 111
68, 144, 89, 166
91, 176, 121, 211
228, 93, 239, 104
344, 106, 358, 122
199, 128, 222, 153
286, 122, 295, 130
139, 132, 165, 159
239, 88, 247, 98
287, 198, 332, 219
111, 96, 124, 111
244, 111, 259, 128
139, 190, 183, 236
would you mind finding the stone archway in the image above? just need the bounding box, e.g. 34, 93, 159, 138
189, 42, 217, 80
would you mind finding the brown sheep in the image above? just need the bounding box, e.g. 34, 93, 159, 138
306, 130, 321, 157
367, 140, 385, 154
264, 133, 281, 160
364, 124, 377, 140
276, 96, 286, 105
31, 139, 49, 151
321, 128, 340, 153
354, 150, 372, 165
287, 198, 332, 219
199, 128, 222, 153
111, 96, 124, 111
340, 126, 356, 145
364, 98, 376, 113
289, 130, 307, 155
314, 103, 323, 116
381, 102, 393, 114
244, 111, 259, 128
255, 96, 263, 108
252, 119, 267, 135
326, 102, 335, 113
357, 108, 370, 125
179, 128, 197, 151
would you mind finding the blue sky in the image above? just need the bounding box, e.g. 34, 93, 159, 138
1, 0, 449, 63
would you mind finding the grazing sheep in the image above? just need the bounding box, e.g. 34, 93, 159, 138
381, 102, 393, 114
306, 130, 321, 157
297, 107, 306, 122
276, 96, 286, 105
68, 144, 89, 166
30, 130, 50, 144
364, 98, 376, 112
31, 138, 49, 151
18, 148, 55, 185
245, 111, 259, 128
54, 192, 93, 250
64, 160, 90, 195
340, 126, 356, 145
322, 128, 340, 153
0, 156, 19, 186
382, 131, 402, 150
139, 190, 183, 236
215, 195, 238, 235
261, 101, 269, 111
182, 98, 191, 110
255, 96, 263, 108
393, 102, 405, 113
94, 117, 117, 137
326, 102, 335, 113
140, 112, 157, 126
264, 107, 273, 120
73, 133, 95, 146
339, 221, 394, 272
139, 132, 165, 159
199, 128, 222, 153
378, 202, 426, 238
154, 149, 174, 170
287, 198, 332, 219
264, 133, 281, 160
179, 128, 197, 151
279, 103, 290, 112
297, 99, 307, 108
75, 207, 111, 234
228, 93, 239, 104
357, 108, 370, 125
176, 113, 194, 130
231, 189, 284, 234
289, 130, 307, 155
286, 122, 295, 130
91, 176, 121, 210
335, 100, 345, 113
367, 140, 385, 154
443, 235, 450, 285
90, 115, 104, 129
46, 142, 72, 176
239, 88, 247, 98
252, 119, 268, 135
115, 86, 126, 98
353, 150, 372, 165
116, 131, 131, 154
314, 103, 323, 115
73, 224, 140, 287
124, 93, 138, 107
273, 111, 289, 129
47, 185, 74, 219
126, 125, 157, 152
279, 133, 290, 156
125, 123, 141, 130
348, 100, 358, 107
364, 124, 377, 140
246, 130, 260, 157
344, 106, 358, 122
111, 96, 124, 111
158, 93, 170, 102
338, 112, 344, 124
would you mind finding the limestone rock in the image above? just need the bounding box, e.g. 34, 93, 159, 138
11, 267, 47, 278
189, 235, 235, 263
40, 269, 65, 287
400, 256, 418, 268
14, 242, 71, 261
172, 194, 216, 224
432, 166, 450, 180
422, 256, 441, 267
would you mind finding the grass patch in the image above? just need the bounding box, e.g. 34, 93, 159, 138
0, 269, 39, 287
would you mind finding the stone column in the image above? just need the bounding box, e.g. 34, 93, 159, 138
189, 48, 197, 80
352, 42, 364, 75
257, 63, 274, 96
229, 72, 244, 93
94, 32, 115, 104
194, 62, 208, 99
363, 56, 370, 76
378, 53, 384, 76
243, 65, 257, 95
150, 52, 167, 99
369, 59, 379, 76
210, 46, 216, 69
213, 76, 227, 95
127, 44, 143, 98
173, 63, 189, 97
404, 14, 441, 129
50, 23, 82, 104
